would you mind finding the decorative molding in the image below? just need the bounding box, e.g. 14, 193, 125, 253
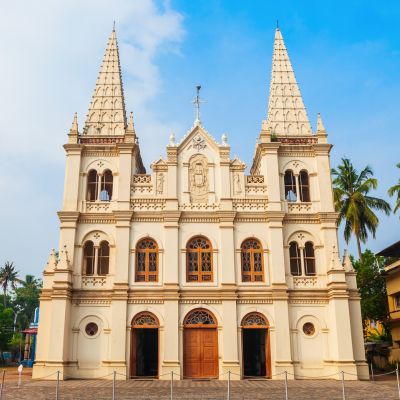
82, 150, 119, 157
233, 199, 268, 211
82, 276, 107, 287
128, 299, 164, 304
179, 299, 222, 304
246, 175, 264, 184
84, 201, 112, 213
133, 174, 151, 184
79, 214, 116, 224
237, 299, 273, 304
73, 299, 111, 306
79, 136, 125, 145
287, 202, 312, 213
293, 277, 318, 289
130, 199, 166, 211
289, 298, 328, 305
179, 203, 220, 211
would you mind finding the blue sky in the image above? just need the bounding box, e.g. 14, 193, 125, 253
0, 0, 399, 278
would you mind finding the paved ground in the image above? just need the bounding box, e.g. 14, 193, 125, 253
1, 377, 400, 400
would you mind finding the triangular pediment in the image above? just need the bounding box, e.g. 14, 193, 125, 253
230, 157, 247, 171
151, 157, 168, 171
176, 121, 221, 154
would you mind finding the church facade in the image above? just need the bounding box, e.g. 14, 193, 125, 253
33, 27, 369, 380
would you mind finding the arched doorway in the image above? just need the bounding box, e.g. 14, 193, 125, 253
183, 308, 218, 378
130, 312, 159, 378
241, 313, 271, 378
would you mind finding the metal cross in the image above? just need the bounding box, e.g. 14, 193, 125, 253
192, 85, 206, 123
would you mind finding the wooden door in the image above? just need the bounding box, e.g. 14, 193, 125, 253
130, 330, 137, 378
184, 328, 218, 378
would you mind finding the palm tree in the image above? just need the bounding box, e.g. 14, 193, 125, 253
388, 163, 400, 216
331, 158, 391, 259
0, 262, 24, 307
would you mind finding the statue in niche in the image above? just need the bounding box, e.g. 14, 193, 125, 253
189, 154, 209, 203
156, 173, 164, 195
233, 173, 242, 194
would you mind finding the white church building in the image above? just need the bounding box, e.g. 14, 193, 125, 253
33, 27, 369, 380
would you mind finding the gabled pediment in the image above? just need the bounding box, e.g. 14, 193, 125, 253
176, 121, 221, 154
230, 157, 247, 171
151, 157, 168, 172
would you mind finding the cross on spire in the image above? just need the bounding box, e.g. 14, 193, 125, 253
192, 85, 206, 124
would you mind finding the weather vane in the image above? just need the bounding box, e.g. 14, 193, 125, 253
192, 85, 206, 123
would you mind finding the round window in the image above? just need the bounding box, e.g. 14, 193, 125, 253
85, 322, 99, 337
303, 322, 315, 336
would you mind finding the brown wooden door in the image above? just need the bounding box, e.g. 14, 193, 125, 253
184, 328, 218, 378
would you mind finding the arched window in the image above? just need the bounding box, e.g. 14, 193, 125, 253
83, 241, 95, 275
135, 238, 158, 282
284, 170, 297, 202
289, 241, 301, 276
299, 170, 310, 202
184, 309, 217, 327
186, 236, 213, 282
241, 239, 264, 282
100, 170, 113, 201
98, 241, 110, 275
87, 170, 99, 201
303, 241, 316, 276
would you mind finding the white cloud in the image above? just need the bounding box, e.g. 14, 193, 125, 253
0, 0, 185, 276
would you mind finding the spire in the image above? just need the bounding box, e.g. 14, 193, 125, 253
316, 112, 326, 133
68, 112, 79, 143
70, 112, 78, 133
266, 28, 312, 136
342, 249, 354, 272
45, 249, 58, 272
83, 27, 127, 136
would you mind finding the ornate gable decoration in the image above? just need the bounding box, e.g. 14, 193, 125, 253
192, 135, 206, 151
189, 154, 209, 203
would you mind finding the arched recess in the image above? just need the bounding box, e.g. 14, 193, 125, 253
130, 312, 159, 378
183, 308, 218, 379
241, 312, 271, 378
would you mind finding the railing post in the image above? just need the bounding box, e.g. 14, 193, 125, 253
55, 370, 60, 400
284, 370, 288, 400
227, 370, 231, 400
370, 363, 374, 381
0, 370, 5, 400
341, 371, 345, 400
170, 371, 173, 400
112, 371, 116, 400
396, 363, 400, 399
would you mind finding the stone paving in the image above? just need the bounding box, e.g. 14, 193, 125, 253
1, 378, 400, 400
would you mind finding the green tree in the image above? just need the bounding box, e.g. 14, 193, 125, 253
352, 250, 389, 330
0, 262, 24, 307
13, 275, 41, 329
388, 163, 400, 216
332, 158, 391, 259
0, 304, 14, 356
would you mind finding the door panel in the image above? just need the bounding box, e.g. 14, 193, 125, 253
184, 328, 218, 378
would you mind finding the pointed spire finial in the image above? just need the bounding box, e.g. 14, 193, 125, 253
113, 20, 116, 31
342, 249, 354, 272
84, 28, 127, 135
265, 27, 312, 136
70, 112, 78, 132
317, 112, 326, 133
276, 19, 279, 30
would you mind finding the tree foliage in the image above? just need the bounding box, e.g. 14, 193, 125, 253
13, 275, 41, 329
388, 163, 400, 216
352, 249, 389, 330
0, 262, 24, 307
332, 158, 391, 259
